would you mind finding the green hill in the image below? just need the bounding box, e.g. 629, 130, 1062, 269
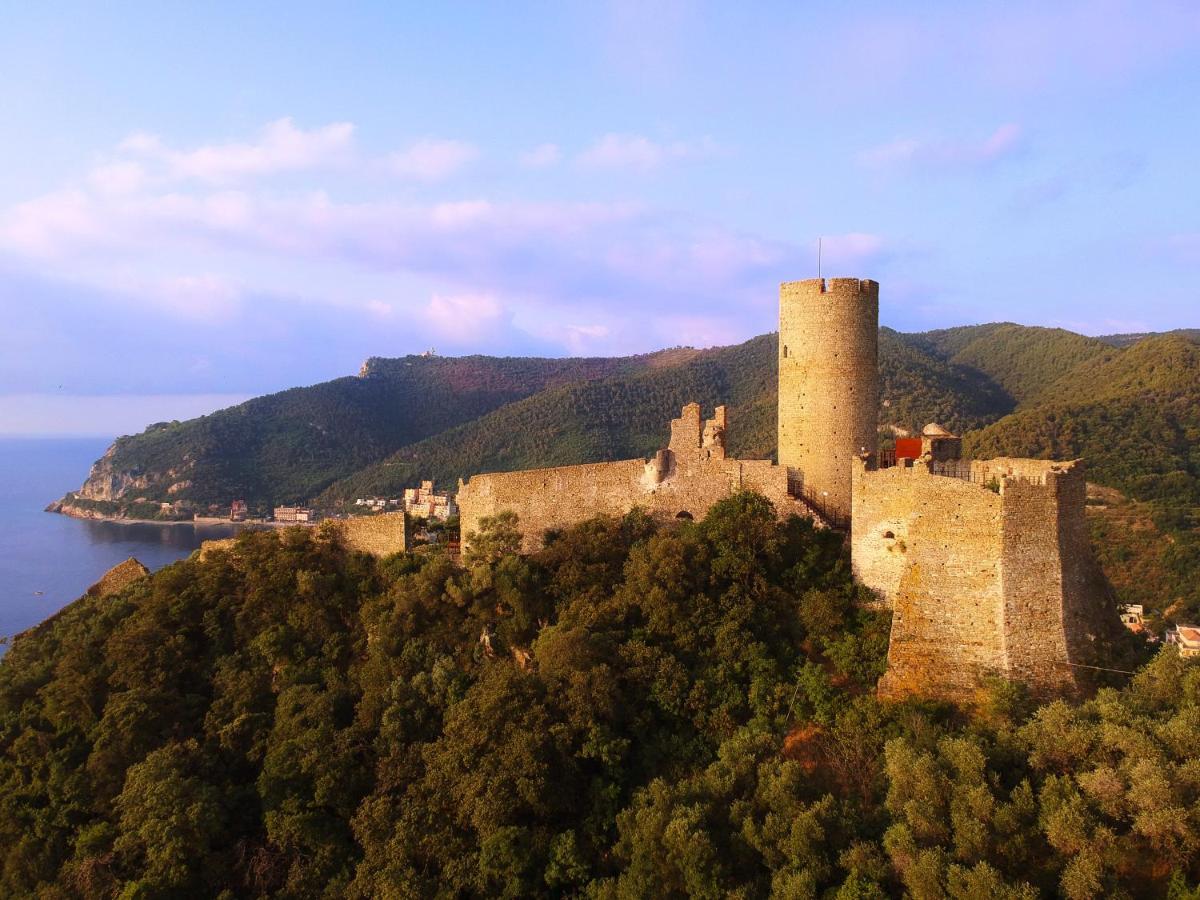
1097, 328, 1200, 348
963, 336, 1200, 503
52, 352, 679, 515
322, 331, 1014, 503
2, 500, 1186, 898
57, 329, 1017, 515
53, 320, 1200, 519
911, 323, 1113, 406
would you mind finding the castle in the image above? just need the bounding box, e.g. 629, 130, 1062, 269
457, 277, 1120, 702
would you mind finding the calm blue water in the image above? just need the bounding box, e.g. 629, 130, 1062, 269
0, 438, 242, 640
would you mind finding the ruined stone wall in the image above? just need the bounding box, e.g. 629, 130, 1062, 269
86, 557, 150, 598
458, 459, 649, 553
335, 512, 408, 557
779, 278, 879, 523
458, 405, 818, 553
855, 457, 1116, 701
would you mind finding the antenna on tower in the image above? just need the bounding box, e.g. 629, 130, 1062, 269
817, 237, 823, 280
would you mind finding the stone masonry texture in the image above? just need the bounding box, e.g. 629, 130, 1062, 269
86, 557, 150, 598
853, 457, 1118, 701
457, 404, 821, 553
335, 512, 408, 556
778, 278, 879, 523
455, 273, 1120, 703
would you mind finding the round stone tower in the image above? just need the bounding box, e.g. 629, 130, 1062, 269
778, 277, 879, 523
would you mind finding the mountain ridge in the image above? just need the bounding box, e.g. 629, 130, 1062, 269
53, 323, 1200, 516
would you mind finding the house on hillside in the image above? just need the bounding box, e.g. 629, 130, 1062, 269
1166, 625, 1200, 658
274, 505, 317, 524
404, 481, 457, 521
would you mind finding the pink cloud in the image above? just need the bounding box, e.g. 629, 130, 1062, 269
119, 118, 355, 183
424, 292, 506, 342
577, 133, 718, 171
389, 138, 479, 180
859, 124, 1025, 171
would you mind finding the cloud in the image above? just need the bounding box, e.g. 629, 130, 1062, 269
859, 124, 1025, 171
0, 119, 850, 372
389, 138, 479, 180
119, 118, 355, 183
562, 323, 611, 354
520, 143, 562, 168
577, 133, 718, 171
89, 161, 148, 195
424, 292, 507, 342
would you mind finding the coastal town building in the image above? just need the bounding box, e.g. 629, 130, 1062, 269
1166, 625, 1200, 658
404, 480, 457, 521
230, 499, 247, 522
273, 505, 317, 524
355, 497, 401, 511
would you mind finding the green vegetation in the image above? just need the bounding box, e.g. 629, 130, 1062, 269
61, 323, 1200, 519
54, 322, 1200, 623
2, 496, 1194, 898
62, 353, 669, 513
913, 323, 1112, 406
59, 327, 1028, 515
322, 331, 1016, 504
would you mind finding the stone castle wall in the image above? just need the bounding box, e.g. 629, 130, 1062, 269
852, 459, 1007, 699
458, 404, 818, 553
86, 557, 150, 598
854, 457, 1108, 701
335, 512, 408, 556
778, 278, 879, 523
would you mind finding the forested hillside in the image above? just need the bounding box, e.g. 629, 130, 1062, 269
53, 322, 1200, 521
911, 324, 1112, 406
964, 335, 1200, 504
51, 352, 679, 516
322, 330, 1012, 503
5, 498, 1192, 898
56, 327, 1019, 515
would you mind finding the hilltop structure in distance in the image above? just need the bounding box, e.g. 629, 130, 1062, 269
456, 277, 1122, 702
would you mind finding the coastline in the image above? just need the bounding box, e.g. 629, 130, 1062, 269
47, 504, 300, 529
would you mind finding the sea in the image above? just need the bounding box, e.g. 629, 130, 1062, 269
0, 438, 243, 642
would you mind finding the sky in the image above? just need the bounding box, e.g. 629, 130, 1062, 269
1, 1, 1198, 436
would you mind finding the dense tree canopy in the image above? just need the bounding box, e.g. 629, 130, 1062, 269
2, 495, 1197, 897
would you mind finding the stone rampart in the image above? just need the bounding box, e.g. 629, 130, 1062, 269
335, 512, 408, 556
86, 557, 150, 598
458, 405, 819, 552
853, 457, 1116, 701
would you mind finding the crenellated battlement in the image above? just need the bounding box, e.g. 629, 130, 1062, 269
780, 277, 879, 299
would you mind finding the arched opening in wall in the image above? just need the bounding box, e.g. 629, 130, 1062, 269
675, 511, 694, 521
783, 345, 789, 358
882, 530, 895, 539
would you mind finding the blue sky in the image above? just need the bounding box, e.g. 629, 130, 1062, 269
1, 1, 1197, 435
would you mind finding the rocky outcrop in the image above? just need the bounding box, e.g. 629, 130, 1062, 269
86, 558, 150, 598
76, 445, 146, 501
74, 444, 195, 502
